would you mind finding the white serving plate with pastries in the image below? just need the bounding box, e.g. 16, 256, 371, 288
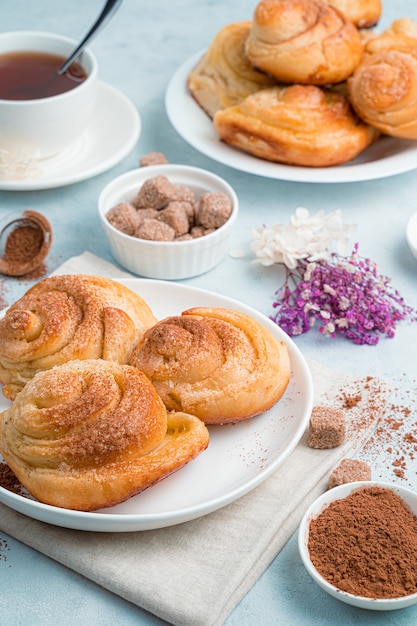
0, 279, 313, 532
166, 51, 417, 184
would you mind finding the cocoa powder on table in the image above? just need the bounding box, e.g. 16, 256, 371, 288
308, 486, 417, 598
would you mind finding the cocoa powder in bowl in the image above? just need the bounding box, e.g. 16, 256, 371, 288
0, 210, 52, 276
308, 485, 417, 599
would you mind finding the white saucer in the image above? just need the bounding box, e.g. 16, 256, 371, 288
0, 82, 141, 191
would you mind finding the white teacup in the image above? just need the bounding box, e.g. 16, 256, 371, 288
0, 31, 98, 164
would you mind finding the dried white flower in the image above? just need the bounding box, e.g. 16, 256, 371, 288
251, 207, 356, 269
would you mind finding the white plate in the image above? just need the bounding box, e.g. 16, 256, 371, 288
406, 211, 417, 262
0, 278, 313, 532
0, 82, 141, 191
165, 52, 417, 184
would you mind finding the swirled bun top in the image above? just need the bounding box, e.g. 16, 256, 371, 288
245, 0, 363, 85
348, 49, 417, 139
325, 0, 381, 28
131, 306, 291, 424
214, 84, 379, 167
187, 21, 277, 118
0, 359, 209, 510
0, 274, 157, 400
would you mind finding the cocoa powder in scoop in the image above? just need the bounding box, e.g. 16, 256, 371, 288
308, 486, 417, 598
0, 210, 52, 277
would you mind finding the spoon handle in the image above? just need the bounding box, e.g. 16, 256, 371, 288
58, 0, 123, 74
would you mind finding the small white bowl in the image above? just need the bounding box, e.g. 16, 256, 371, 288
98, 164, 239, 280
406, 211, 417, 262
298, 481, 417, 610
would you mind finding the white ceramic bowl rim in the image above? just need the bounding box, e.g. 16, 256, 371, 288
406, 211, 417, 259
298, 481, 417, 608
0, 30, 98, 104
99, 164, 239, 246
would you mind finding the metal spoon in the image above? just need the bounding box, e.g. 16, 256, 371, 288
7, 0, 123, 99
58, 0, 123, 75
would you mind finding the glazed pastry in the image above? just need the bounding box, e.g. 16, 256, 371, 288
347, 49, 417, 139
130, 306, 291, 424
187, 21, 277, 119
363, 18, 417, 56
244, 0, 363, 85
325, 0, 381, 28
0, 274, 157, 400
0, 359, 209, 511
213, 84, 379, 167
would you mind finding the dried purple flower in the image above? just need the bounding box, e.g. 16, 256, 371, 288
270, 244, 416, 345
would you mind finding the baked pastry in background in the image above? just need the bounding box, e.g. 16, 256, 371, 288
213, 84, 379, 167
0, 359, 209, 511
130, 306, 290, 424
325, 0, 381, 28
363, 17, 417, 56
0, 274, 157, 400
187, 21, 277, 119
244, 0, 363, 85
348, 48, 417, 139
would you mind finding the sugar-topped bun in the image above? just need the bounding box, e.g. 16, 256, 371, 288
245, 0, 363, 85
325, 0, 381, 28
213, 84, 379, 167
0, 359, 209, 511
188, 21, 277, 118
131, 306, 290, 424
348, 19, 417, 139
0, 274, 157, 400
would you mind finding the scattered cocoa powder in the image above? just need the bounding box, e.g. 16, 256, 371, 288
0, 535, 10, 563
308, 486, 417, 598
358, 373, 417, 486
341, 392, 362, 408
0, 461, 25, 496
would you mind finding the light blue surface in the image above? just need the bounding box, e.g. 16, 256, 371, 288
1, 1, 417, 624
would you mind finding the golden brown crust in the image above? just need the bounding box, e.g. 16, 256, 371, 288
130, 306, 291, 424
0, 359, 209, 510
245, 0, 363, 85
348, 49, 417, 139
213, 84, 379, 167
0, 274, 157, 399
363, 18, 417, 57
187, 21, 277, 119
325, 0, 381, 28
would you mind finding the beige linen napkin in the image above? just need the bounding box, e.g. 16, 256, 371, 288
0, 253, 391, 626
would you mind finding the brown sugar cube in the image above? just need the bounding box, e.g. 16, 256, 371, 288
196, 192, 232, 229
328, 458, 372, 489
173, 184, 195, 205
135, 208, 159, 226
106, 202, 141, 236
308, 406, 346, 449
133, 175, 177, 209
158, 202, 191, 236
135, 218, 175, 241
190, 225, 206, 238
139, 152, 169, 167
